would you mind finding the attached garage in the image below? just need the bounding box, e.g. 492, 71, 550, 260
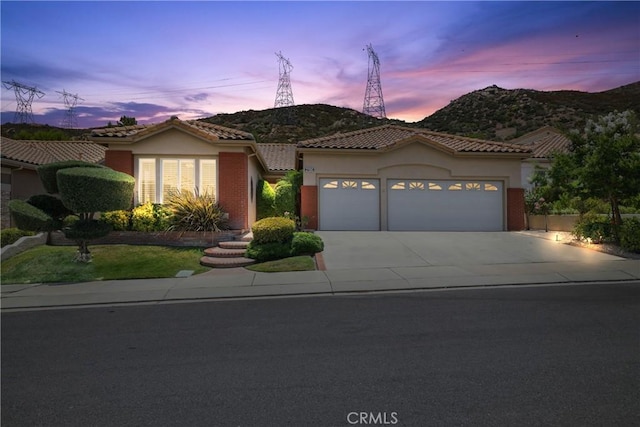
298, 125, 531, 232
387, 179, 503, 231
319, 178, 380, 230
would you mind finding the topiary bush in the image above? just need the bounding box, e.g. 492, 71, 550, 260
620, 217, 640, 253
256, 180, 276, 219
57, 167, 135, 213
251, 217, 296, 244
37, 160, 104, 194
164, 190, 227, 232
8, 199, 54, 232
290, 232, 324, 256
26, 194, 74, 229
245, 241, 292, 262
1, 228, 35, 247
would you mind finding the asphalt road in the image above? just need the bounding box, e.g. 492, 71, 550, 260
2, 282, 639, 426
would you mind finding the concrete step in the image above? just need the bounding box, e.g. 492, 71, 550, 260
200, 256, 255, 268
219, 240, 250, 250
203, 247, 246, 258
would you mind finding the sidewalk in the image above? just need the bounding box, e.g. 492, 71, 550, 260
2, 256, 639, 311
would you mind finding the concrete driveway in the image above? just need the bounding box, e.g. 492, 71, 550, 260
316, 231, 624, 270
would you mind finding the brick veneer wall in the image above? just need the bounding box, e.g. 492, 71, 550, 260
507, 187, 525, 231
301, 185, 318, 230
105, 150, 134, 176
218, 152, 248, 230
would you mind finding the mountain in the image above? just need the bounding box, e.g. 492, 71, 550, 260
200, 104, 408, 143
3, 82, 637, 143
415, 81, 640, 140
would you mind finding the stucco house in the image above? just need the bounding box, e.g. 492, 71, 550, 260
1, 136, 107, 228
90, 117, 296, 230
297, 125, 532, 231
511, 126, 571, 190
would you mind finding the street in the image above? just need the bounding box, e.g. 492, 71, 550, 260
2, 282, 639, 426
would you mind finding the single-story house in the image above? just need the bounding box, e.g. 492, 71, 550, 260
1, 136, 107, 228
511, 126, 571, 190
90, 117, 296, 230
297, 125, 532, 231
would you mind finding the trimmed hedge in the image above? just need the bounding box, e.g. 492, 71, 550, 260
251, 217, 296, 244
8, 199, 54, 231
37, 160, 104, 194
257, 180, 276, 220
1, 228, 35, 247
572, 213, 614, 243
101, 210, 132, 231
131, 202, 173, 232
63, 220, 112, 241
290, 232, 324, 256
245, 241, 292, 262
57, 167, 135, 213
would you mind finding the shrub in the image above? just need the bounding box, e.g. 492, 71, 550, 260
165, 190, 227, 232
257, 180, 276, 219
1, 228, 35, 247
290, 232, 324, 256
573, 213, 614, 243
8, 199, 54, 232
131, 203, 172, 232
245, 241, 292, 262
57, 167, 135, 213
620, 217, 640, 253
274, 181, 296, 216
37, 160, 104, 194
251, 217, 295, 244
101, 210, 132, 231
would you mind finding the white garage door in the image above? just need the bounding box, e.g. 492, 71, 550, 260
319, 178, 380, 230
388, 179, 503, 231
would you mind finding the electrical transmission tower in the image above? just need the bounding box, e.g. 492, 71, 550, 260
362, 44, 386, 119
2, 80, 45, 124
274, 51, 295, 108
56, 89, 85, 129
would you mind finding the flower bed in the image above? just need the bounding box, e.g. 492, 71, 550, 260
48, 230, 243, 247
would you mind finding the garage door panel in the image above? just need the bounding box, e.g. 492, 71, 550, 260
319, 179, 380, 230
388, 180, 503, 231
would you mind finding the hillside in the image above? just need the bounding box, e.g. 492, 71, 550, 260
3, 82, 637, 143
416, 82, 640, 140
200, 104, 408, 143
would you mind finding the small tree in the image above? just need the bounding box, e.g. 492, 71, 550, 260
8, 161, 135, 262
549, 111, 640, 241
117, 116, 137, 126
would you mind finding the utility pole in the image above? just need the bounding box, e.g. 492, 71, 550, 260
2, 80, 45, 124
362, 44, 386, 119
56, 89, 84, 129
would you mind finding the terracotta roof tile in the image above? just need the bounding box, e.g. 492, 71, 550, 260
297, 125, 531, 154
512, 127, 571, 158
90, 118, 254, 141
1, 137, 106, 166
256, 143, 296, 171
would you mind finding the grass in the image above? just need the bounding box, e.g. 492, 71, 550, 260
245, 256, 316, 273
1, 245, 210, 284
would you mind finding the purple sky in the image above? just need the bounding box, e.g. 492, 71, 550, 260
1, 1, 638, 128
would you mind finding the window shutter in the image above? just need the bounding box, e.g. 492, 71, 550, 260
200, 160, 217, 198
162, 160, 178, 201
139, 159, 156, 204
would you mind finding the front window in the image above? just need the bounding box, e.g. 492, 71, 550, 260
137, 158, 216, 204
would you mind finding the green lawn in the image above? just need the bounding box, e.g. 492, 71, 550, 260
245, 256, 316, 272
1, 245, 210, 284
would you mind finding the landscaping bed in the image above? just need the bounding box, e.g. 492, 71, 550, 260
48, 230, 244, 247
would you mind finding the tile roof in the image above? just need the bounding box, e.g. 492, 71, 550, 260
90, 118, 254, 141
297, 125, 531, 154
511, 127, 571, 159
1, 137, 106, 166
256, 143, 296, 171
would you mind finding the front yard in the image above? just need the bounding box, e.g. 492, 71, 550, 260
1, 245, 210, 284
